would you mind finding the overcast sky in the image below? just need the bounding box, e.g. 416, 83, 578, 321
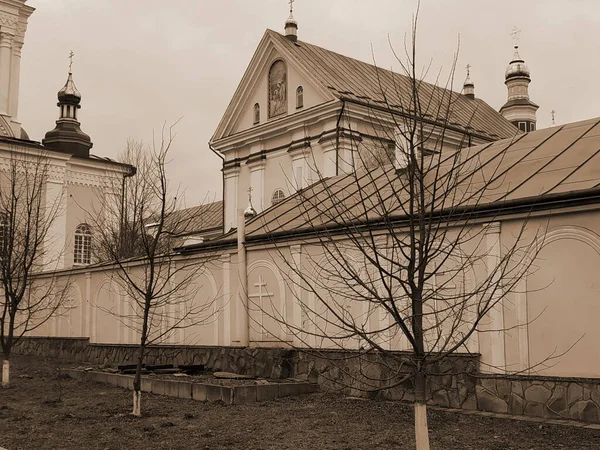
20, 0, 600, 205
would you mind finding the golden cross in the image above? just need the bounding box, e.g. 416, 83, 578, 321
68, 50, 74, 72
510, 26, 521, 47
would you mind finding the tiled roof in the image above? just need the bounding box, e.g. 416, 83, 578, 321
243, 117, 600, 240
266, 30, 519, 140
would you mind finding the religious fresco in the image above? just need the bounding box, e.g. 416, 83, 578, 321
268, 60, 287, 118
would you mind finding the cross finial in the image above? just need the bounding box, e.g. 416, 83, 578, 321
289, 0, 295, 13
551, 109, 556, 126
510, 26, 521, 48
247, 186, 253, 202
466, 64, 471, 77
68, 50, 74, 73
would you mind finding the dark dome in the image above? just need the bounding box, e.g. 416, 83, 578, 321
57, 72, 81, 104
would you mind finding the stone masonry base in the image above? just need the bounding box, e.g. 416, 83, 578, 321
11, 337, 600, 424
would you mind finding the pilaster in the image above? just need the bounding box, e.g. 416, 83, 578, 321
223, 165, 239, 232
482, 221, 506, 373
0, 31, 14, 116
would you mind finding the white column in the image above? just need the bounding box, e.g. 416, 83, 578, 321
220, 253, 232, 346
223, 167, 239, 232
515, 278, 530, 372
0, 32, 14, 116
290, 244, 302, 346
319, 136, 337, 178
8, 39, 23, 120
248, 159, 266, 213
84, 272, 91, 337
483, 222, 506, 373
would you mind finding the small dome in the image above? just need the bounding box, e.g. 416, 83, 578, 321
244, 202, 257, 220
505, 46, 530, 80
57, 72, 81, 104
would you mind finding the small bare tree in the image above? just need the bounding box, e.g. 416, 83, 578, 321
0, 148, 69, 387
91, 125, 219, 416
253, 11, 549, 450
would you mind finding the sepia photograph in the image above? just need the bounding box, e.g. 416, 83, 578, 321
1, 1, 600, 449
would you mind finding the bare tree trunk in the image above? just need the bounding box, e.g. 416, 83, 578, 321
132, 321, 148, 417
2, 357, 9, 388
414, 370, 430, 450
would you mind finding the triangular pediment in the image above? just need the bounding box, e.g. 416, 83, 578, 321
212, 30, 337, 142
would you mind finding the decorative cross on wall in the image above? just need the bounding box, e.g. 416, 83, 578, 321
249, 276, 274, 306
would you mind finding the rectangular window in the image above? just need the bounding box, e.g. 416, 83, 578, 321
74, 234, 91, 265
518, 122, 527, 132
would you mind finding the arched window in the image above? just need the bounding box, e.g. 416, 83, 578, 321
74, 223, 92, 265
271, 189, 286, 206
268, 60, 287, 118
253, 103, 260, 125
296, 86, 304, 109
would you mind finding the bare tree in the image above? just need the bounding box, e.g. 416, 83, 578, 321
0, 149, 69, 387
252, 11, 549, 450
91, 125, 219, 417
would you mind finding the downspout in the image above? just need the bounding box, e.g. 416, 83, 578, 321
335, 98, 346, 177
120, 164, 136, 255
209, 140, 225, 232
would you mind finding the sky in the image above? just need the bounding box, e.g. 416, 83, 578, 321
19, 0, 600, 206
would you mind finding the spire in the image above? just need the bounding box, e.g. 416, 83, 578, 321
42, 51, 93, 158
284, 0, 298, 42
499, 28, 539, 133
463, 64, 475, 99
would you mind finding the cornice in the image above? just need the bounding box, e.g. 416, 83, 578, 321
212, 100, 340, 152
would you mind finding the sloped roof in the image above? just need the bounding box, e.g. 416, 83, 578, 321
264, 30, 518, 140
165, 200, 223, 236
241, 117, 600, 240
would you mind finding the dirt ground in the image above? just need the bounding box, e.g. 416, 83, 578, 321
1, 355, 600, 450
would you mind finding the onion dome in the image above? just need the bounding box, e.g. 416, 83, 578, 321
42, 67, 93, 158
244, 202, 257, 220
284, 1, 298, 42
57, 72, 82, 104
463, 64, 475, 99
505, 46, 531, 80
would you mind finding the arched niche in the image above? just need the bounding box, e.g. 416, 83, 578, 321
527, 226, 600, 377
247, 260, 287, 343
268, 60, 287, 118
183, 269, 219, 346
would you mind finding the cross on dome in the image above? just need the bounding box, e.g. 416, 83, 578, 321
68, 50, 74, 73
510, 26, 522, 48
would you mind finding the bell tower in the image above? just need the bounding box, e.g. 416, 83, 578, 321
0, 0, 34, 138
499, 28, 539, 132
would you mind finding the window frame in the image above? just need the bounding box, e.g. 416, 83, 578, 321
74, 223, 92, 266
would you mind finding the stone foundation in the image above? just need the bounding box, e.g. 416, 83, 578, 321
11, 337, 600, 423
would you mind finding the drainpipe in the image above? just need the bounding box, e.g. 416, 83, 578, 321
335, 99, 346, 177
209, 140, 225, 231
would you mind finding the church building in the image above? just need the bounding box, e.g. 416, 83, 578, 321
8, 0, 600, 424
